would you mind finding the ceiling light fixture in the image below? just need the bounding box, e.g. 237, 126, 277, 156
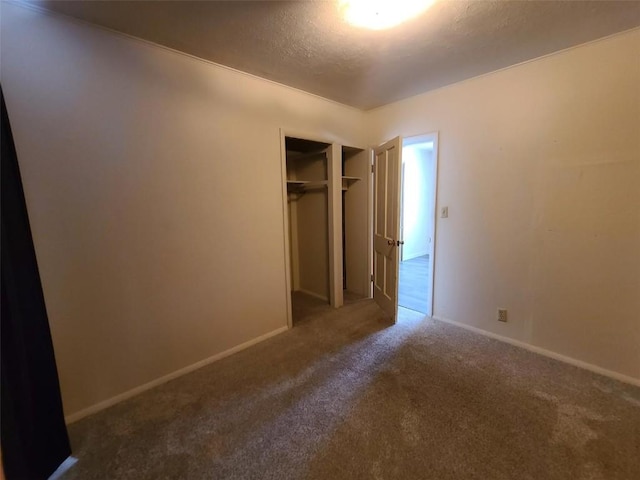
339, 0, 434, 31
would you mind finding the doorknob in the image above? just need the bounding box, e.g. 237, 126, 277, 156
397, 240, 405, 246
387, 240, 395, 246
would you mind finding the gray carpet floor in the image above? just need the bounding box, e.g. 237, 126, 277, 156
61, 300, 640, 480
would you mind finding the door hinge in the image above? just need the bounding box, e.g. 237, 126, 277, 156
370, 274, 374, 282
371, 164, 375, 173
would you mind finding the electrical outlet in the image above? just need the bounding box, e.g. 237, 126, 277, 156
498, 309, 508, 323
441, 206, 449, 218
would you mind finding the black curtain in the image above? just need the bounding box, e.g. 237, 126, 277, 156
1, 88, 71, 479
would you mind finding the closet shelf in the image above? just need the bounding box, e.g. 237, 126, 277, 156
287, 150, 327, 162
287, 180, 328, 192
341, 176, 361, 191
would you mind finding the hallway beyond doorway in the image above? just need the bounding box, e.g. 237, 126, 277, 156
398, 254, 430, 314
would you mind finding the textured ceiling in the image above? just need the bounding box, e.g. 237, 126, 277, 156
28, 0, 640, 110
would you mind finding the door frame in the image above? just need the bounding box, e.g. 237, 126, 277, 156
399, 161, 407, 262
400, 132, 439, 317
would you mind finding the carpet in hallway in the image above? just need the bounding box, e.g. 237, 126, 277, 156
398, 254, 430, 314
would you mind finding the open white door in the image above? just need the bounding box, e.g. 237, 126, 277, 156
373, 136, 402, 322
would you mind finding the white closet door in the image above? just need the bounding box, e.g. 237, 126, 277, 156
372, 137, 402, 322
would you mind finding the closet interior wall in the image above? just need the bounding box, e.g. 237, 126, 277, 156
285, 138, 330, 303
342, 146, 371, 300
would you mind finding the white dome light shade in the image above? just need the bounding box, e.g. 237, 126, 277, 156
339, 0, 435, 31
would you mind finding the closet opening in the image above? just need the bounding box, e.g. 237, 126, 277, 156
281, 132, 372, 327
398, 134, 438, 316
341, 145, 370, 304
284, 136, 331, 325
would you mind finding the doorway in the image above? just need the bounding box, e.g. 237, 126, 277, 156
397, 134, 438, 316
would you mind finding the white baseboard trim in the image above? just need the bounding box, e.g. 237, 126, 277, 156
64, 325, 289, 424
431, 315, 640, 387
297, 289, 329, 302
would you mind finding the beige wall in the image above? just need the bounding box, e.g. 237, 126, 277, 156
367, 28, 640, 380
1, 4, 366, 417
